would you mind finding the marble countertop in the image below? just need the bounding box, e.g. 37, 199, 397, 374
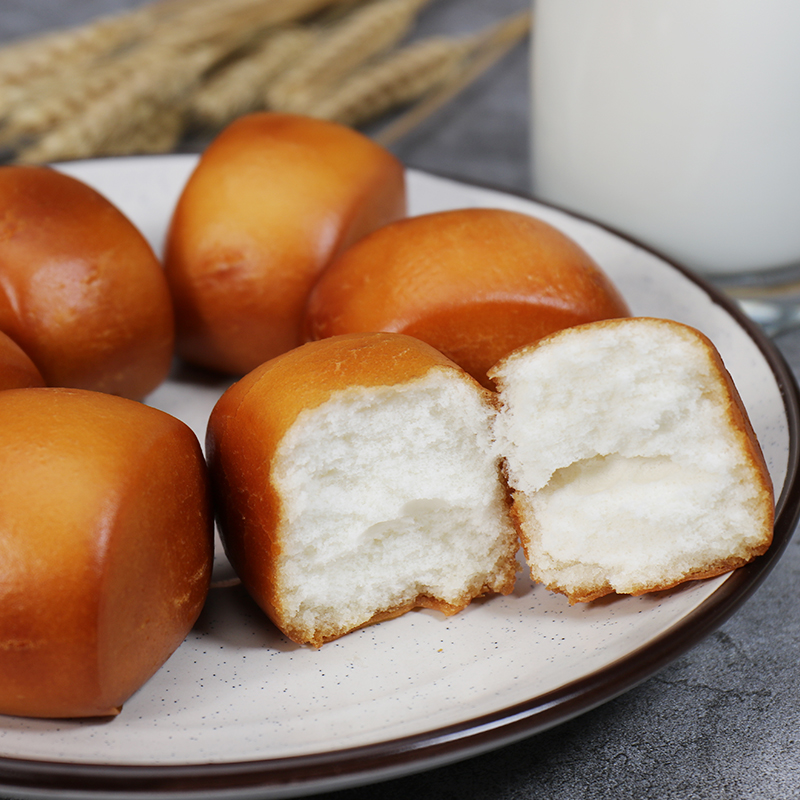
1, 2, 799, 798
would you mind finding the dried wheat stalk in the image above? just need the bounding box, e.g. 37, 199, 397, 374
265, 0, 432, 114
16, 92, 185, 164
93, 107, 185, 159
187, 26, 319, 129
0, 13, 148, 89
148, 0, 304, 50
0, 8, 159, 122
2, 1, 531, 164
303, 34, 475, 127
312, 0, 373, 24
303, 11, 531, 131
14, 41, 221, 164
0, 0, 196, 90
373, 10, 532, 146
0, 72, 68, 124
1, 0, 345, 153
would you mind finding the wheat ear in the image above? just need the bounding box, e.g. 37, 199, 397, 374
304, 10, 531, 133
87, 106, 185, 159
12, 39, 222, 164
373, 10, 532, 147
0, 0, 341, 96
15, 106, 185, 164
0, 0, 190, 90
302, 34, 477, 128
187, 26, 320, 128
1, 0, 344, 150
147, 0, 347, 49
0, 0, 206, 120
265, 0, 432, 114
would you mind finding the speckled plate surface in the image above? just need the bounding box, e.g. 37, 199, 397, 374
1, 156, 798, 799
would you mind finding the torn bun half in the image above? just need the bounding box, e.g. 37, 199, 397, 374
207, 332, 518, 647
489, 317, 774, 603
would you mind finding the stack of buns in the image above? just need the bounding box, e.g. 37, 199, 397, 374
0, 115, 632, 396
0, 112, 776, 717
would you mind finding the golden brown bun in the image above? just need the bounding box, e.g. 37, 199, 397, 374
0, 166, 174, 400
0, 330, 44, 390
304, 208, 630, 387
207, 332, 518, 646
0, 388, 213, 718
164, 113, 406, 375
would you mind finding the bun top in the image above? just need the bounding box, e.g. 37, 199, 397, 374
167, 114, 406, 264
0, 166, 174, 399
164, 113, 406, 374
304, 208, 630, 386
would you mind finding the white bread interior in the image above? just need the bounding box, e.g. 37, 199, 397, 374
489, 317, 774, 603
270, 370, 518, 645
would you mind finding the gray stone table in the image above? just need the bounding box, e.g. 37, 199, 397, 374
1, 2, 799, 798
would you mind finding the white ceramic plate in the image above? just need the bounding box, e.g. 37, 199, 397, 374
1, 156, 798, 800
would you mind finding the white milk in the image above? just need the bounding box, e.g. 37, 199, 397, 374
530, 0, 800, 277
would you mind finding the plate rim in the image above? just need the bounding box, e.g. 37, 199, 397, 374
2, 160, 799, 800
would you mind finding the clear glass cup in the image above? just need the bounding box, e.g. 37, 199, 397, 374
529, 0, 800, 333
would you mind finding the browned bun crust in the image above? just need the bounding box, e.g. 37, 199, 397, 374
206, 332, 503, 645
164, 113, 406, 376
0, 388, 214, 718
0, 330, 44, 390
303, 207, 630, 387
0, 166, 174, 400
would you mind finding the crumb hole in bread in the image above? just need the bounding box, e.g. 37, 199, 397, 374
526, 451, 763, 591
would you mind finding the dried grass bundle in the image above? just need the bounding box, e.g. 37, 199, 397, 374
304, 11, 531, 132
3, 0, 345, 161
304, 34, 475, 127
265, 0, 433, 114
14, 45, 211, 163
373, 10, 532, 146
187, 26, 319, 128
0, 0, 205, 92
91, 106, 185, 159
0, 9, 154, 90
0, 0, 530, 164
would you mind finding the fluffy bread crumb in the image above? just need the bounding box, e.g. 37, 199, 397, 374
272, 370, 518, 645
490, 318, 774, 602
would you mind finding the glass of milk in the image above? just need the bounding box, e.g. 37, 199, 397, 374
530, 0, 800, 329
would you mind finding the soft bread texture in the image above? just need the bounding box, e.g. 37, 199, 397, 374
0, 388, 214, 718
0, 166, 174, 400
164, 113, 406, 375
489, 318, 774, 603
0, 330, 44, 390
207, 333, 518, 647
304, 208, 630, 387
